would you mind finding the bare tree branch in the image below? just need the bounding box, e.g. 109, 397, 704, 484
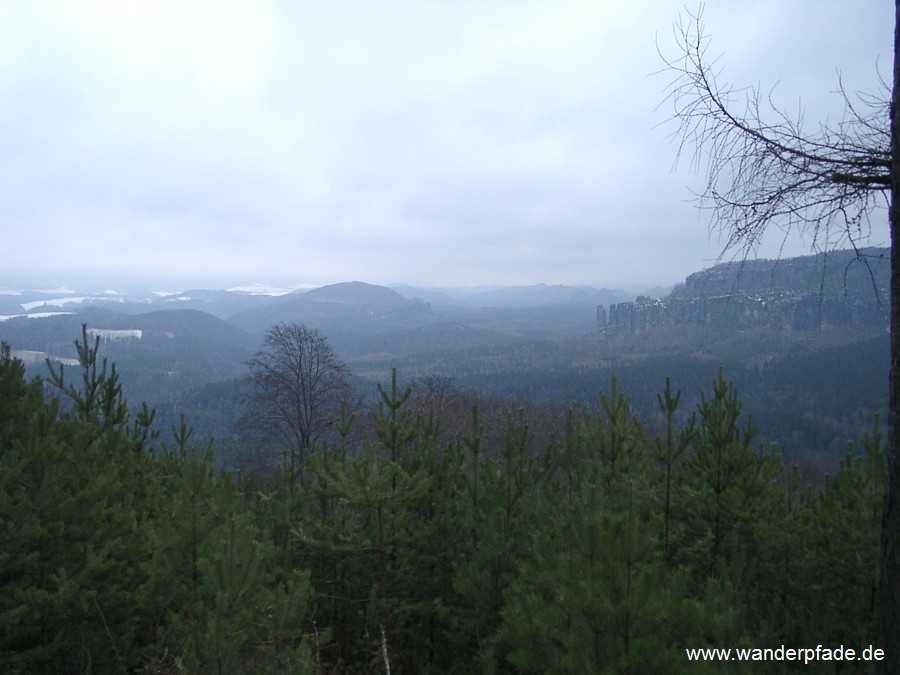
658, 5, 890, 260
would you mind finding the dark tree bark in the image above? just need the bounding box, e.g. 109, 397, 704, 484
879, 3, 900, 672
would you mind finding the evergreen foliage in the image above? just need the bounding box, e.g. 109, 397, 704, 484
0, 331, 314, 673
0, 331, 885, 673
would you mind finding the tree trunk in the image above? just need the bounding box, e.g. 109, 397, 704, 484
877, 2, 900, 672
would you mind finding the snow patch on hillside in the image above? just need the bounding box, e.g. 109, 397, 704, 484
226, 283, 294, 296
0, 312, 74, 322
10, 350, 80, 366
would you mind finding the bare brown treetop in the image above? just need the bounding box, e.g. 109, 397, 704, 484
243, 322, 354, 486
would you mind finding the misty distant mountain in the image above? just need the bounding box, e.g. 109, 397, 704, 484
226, 281, 435, 337
393, 283, 635, 308
390, 286, 467, 306
303, 281, 412, 305
224, 281, 612, 358
455, 284, 633, 307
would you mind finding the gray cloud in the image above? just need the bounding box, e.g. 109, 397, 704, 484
0, 0, 891, 290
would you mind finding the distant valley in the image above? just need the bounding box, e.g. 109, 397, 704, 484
1, 247, 888, 475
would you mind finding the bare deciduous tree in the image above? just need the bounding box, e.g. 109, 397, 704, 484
243, 322, 354, 487
659, 5, 899, 670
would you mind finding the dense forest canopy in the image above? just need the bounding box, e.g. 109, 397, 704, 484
0, 325, 885, 673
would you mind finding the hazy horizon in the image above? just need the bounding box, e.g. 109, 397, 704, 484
0, 271, 674, 297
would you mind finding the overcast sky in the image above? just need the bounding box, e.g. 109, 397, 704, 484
0, 1, 892, 290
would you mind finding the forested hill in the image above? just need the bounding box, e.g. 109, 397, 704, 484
2, 309, 258, 404
674, 247, 888, 297
598, 247, 889, 338
227, 281, 435, 336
